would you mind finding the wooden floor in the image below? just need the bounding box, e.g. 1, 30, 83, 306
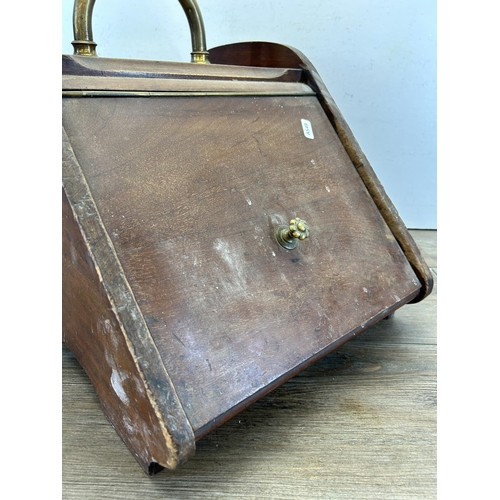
62, 229, 436, 500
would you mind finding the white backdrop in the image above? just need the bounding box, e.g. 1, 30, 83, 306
62, 0, 436, 229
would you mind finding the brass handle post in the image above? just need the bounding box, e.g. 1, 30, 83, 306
178, 0, 210, 63
71, 0, 210, 63
275, 218, 310, 250
72, 0, 97, 56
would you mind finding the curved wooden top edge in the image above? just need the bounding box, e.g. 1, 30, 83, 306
209, 41, 433, 302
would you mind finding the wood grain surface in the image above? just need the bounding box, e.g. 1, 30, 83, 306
208, 42, 433, 302
62, 230, 436, 499
63, 91, 420, 442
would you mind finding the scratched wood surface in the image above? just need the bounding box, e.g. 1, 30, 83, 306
62, 229, 436, 499
63, 93, 420, 439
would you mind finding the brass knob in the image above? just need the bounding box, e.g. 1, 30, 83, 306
275, 218, 310, 250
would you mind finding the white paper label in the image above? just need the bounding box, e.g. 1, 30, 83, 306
301, 119, 314, 139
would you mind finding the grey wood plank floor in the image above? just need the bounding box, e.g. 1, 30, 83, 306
62, 229, 437, 500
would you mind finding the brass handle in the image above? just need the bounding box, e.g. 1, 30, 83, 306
275, 218, 310, 250
71, 0, 210, 63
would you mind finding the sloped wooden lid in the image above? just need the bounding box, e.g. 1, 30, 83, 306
63, 78, 420, 439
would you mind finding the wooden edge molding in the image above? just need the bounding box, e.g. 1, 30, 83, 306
62, 54, 303, 83
62, 126, 195, 472
209, 41, 433, 302
62, 74, 314, 95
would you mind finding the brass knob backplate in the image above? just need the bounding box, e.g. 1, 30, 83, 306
275, 217, 310, 250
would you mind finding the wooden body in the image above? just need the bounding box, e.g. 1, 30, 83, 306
62, 42, 433, 474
